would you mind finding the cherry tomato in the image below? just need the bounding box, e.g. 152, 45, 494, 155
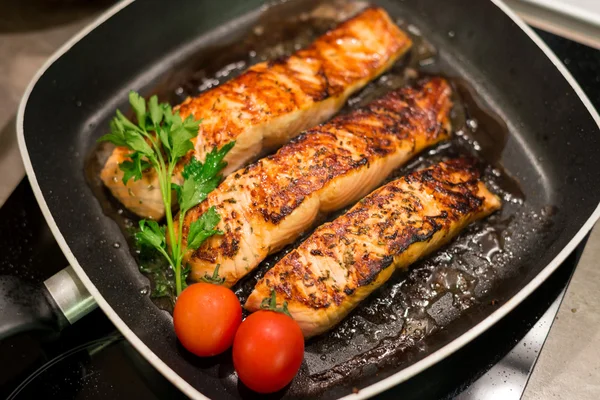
173, 283, 242, 357
233, 310, 304, 393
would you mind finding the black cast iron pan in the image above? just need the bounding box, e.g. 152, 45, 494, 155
10, 0, 600, 398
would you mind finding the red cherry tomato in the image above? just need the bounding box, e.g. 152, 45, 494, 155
173, 283, 242, 357
233, 310, 304, 393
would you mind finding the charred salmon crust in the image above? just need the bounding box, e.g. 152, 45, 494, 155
245, 159, 502, 338
100, 7, 412, 220
179, 77, 454, 287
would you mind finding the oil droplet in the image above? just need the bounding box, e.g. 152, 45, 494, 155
253, 25, 264, 36
320, 354, 327, 361
466, 118, 479, 130
140, 286, 149, 295
407, 24, 421, 36
448, 30, 456, 38
113, 242, 121, 249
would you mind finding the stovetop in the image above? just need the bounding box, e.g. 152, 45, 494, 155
0, 29, 598, 400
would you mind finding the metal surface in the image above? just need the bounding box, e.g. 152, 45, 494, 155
506, 0, 600, 49
15, 0, 600, 399
44, 266, 96, 324
524, 0, 600, 27
457, 291, 564, 400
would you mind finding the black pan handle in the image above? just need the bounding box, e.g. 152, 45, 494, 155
0, 266, 97, 339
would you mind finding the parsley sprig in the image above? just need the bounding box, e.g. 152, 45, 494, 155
99, 91, 234, 296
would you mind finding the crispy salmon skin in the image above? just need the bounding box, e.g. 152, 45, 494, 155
100, 7, 412, 220
179, 78, 453, 287
245, 159, 502, 338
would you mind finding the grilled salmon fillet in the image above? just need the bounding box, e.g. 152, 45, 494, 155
245, 159, 501, 338
179, 77, 453, 287
100, 7, 412, 220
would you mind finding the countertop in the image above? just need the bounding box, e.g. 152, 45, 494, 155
523, 227, 600, 399
0, 2, 599, 399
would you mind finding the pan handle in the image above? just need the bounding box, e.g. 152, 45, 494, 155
0, 266, 97, 339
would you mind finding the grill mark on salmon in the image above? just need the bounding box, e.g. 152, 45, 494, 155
180, 77, 453, 287
100, 7, 412, 220
245, 159, 502, 338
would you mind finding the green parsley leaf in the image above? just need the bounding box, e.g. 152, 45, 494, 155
176, 142, 234, 212
177, 172, 219, 212
181, 141, 235, 181
161, 104, 174, 125
169, 126, 196, 160
157, 126, 171, 154
135, 220, 166, 252
110, 117, 125, 134
186, 206, 223, 251
119, 152, 151, 184
148, 95, 163, 127
98, 118, 128, 146
203, 141, 235, 174
123, 129, 154, 156
181, 155, 203, 180
98, 132, 127, 146
115, 109, 139, 132
183, 115, 202, 131
129, 91, 147, 129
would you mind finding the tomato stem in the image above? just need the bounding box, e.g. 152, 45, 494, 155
260, 289, 291, 317
201, 264, 226, 285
